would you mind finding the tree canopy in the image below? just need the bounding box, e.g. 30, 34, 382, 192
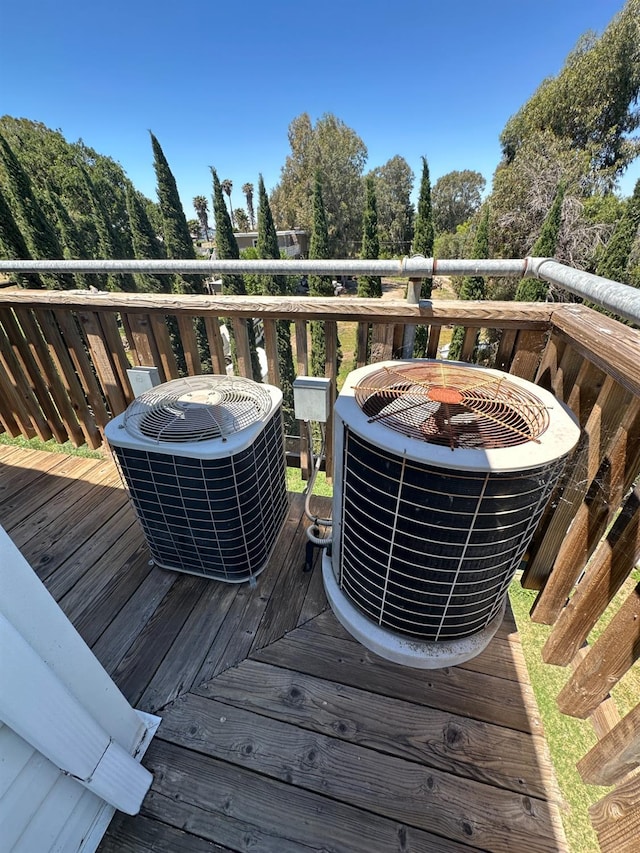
432, 170, 485, 234
500, 0, 640, 182
270, 112, 367, 256
369, 155, 414, 256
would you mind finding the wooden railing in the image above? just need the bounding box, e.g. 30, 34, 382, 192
1, 286, 639, 850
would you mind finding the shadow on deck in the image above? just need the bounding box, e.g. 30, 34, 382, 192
0, 445, 568, 852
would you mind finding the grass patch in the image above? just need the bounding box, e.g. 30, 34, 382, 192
509, 579, 606, 853
0, 433, 104, 459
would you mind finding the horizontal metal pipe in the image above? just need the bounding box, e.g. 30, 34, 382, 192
532, 258, 640, 326
1, 256, 639, 324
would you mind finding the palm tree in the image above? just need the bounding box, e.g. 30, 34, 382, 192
242, 182, 255, 229
192, 195, 210, 241
221, 179, 234, 227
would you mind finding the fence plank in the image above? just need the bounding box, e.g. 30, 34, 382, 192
0, 356, 35, 438
52, 309, 110, 433
263, 319, 280, 387
77, 311, 128, 416
294, 320, 310, 479
122, 313, 160, 369
460, 326, 477, 362
578, 704, 640, 787
494, 328, 517, 371
370, 323, 394, 363
556, 582, 640, 718
426, 325, 441, 359
550, 343, 584, 404
509, 329, 548, 381
98, 312, 135, 405
565, 360, 606, 428
324, 321, 337, 481
233, 318, 252, 379
355, 322, 368, 368
148, 314, 179, 381
2, 308, 69, 444
204, 316, 226, 375
0, 318, 51, 441
534, 332, 567, 392
589, 769, 640, 853
525, 375, 631, 606
176, 315, 202, 376
543, 484, 640, 666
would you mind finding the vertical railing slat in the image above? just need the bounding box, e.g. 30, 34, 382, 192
324, 321, 337, 481
3, 307, 70, 445
556, 582, 640, 718
525, 375, 631, 605
176, 315, 202, 376
149, 314, 179, 381
589, 770, 640, 853
233, 318, 253, 379
204, 316, 226, 376
0, 315, 51, 441
77, 311, 128, 416
263, 319, 280, 387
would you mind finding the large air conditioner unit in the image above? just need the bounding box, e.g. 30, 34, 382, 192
323, 360, 580, 667
105, 375, 288, 583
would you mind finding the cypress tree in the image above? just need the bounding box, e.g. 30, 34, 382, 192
448, 205, 490, 361
256, 174, 297, 433
0, 131, 73, 289
46, 188, 92, 290
357, 175, 381, 297
516, 183, 566, 301
150, 132, 204, 295
212, 167, 261, 382
0, 183, 44, 288
81, 169, 138, 292
126, 184, 167, 293
412, 157, 435, 356
308, 173, 333, 377
597, 178, 640, 285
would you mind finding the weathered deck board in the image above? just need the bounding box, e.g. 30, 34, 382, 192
0, 446, 568, 852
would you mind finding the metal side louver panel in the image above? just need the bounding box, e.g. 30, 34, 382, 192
326, 360, 581, 666
105, 376, 287, 583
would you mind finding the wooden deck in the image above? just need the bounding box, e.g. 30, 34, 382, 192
0, 445, 568, 852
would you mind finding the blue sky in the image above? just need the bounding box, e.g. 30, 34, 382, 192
1, 1, 638, 217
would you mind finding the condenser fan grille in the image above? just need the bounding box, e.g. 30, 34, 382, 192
355, 363, 550, 449
124, 376, 273, 443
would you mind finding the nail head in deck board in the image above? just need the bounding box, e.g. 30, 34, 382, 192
252, 629, 540, 733
577, 704, 640, 787
157, 693, 565, 852
141, 742, 480, 853
199, 658, 557, 800
556, 583, 640, 719
589, 771, 640, 853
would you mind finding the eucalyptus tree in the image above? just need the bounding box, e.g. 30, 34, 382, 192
270, 112, 367, 256
432, 170, 486, 234
370, 155, 414, 256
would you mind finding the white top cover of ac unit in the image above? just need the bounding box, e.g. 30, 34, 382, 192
334, 360, 580, 473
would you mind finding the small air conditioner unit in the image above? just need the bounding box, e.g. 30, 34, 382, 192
105, 375, 288, 583
323, 360, 580, 667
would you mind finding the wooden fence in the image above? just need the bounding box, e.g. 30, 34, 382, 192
0, 288, 639, 850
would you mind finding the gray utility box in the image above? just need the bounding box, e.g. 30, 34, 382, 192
293, 376, 331, 423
